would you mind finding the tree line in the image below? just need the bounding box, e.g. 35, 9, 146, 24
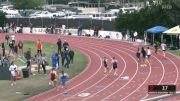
115, 0, 180, 36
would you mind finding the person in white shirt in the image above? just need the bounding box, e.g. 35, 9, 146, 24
11, 34, 15, 46
147, 47, 152, 64
161, 43, 167, 57
9, 61, 18, 86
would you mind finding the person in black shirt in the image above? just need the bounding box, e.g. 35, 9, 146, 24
27, 59, 32, 75
8, 41, 14, 56
154, 42, 158, 54
136, 47, 141, 66
69, 49, 74, 64
57, 38, 62, 55
111, 57, 118, 76
1, 43, 5, 56
61, 50, 65, 66
14, 44, 18, 55
103, 57, 109, 75
141, 47, 147, 67
64, 48, 70, 68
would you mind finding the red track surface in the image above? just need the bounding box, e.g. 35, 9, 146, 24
0, 34, 179, 101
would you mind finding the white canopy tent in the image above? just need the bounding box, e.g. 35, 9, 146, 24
163, 25, 180, 49
163, 25, 180, 35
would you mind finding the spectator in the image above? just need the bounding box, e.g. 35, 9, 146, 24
51, 52, 57, 69
24, 48, 31, 61
36, 54, 42, 73
77, 25, 83, 36
42, 53, 48, 74
93, 27, 99, 37
37, 39, 42, 55
18, 40, 23, 56
11, 34, 15, 46
0, 54, 2, 66
14, 44, 18, 55
9, 61, 18, 86
55, 53, 60, 69
19, 24, 23, 33
63, 40, 69, 51
64, 48, 70, 68
27, 59, 32, 75
121, 32, 126, 40
69, 49, 74, 64
57, 38, 62, 55
61, 50, 65, 67
5, 34, 9, 46
1, 43, 5, 56
30, 23, 33, 33
8, 41, 14, 56
133, 31, 138, 42
2, 55, 10, 68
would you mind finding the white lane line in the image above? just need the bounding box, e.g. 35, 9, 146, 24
45, 46, 103, 101
61, 46, 116, 101
141, 54, 165, 100
102, 41, 177, 101
28, 49, 91, 101
141, 53, 179, 100
119, 60, 152, 101
141, 91, 180, 101
80, 45, 129, 101
99, 44, 139, 101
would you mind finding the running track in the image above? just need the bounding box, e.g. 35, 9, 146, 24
0, 34, 179, 101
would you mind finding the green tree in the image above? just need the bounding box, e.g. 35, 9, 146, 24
0, 11, 6, 26
10, 0, 45, 9
115, 0, 180, 36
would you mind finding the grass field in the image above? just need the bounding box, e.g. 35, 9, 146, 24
0, 41, 88, 101
168, 50, 180, 57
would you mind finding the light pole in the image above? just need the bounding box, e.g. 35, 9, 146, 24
98, 0, 101, 12
51, 0, 53, 5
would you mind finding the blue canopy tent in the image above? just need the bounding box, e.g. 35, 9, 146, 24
146, 26, 168, 44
